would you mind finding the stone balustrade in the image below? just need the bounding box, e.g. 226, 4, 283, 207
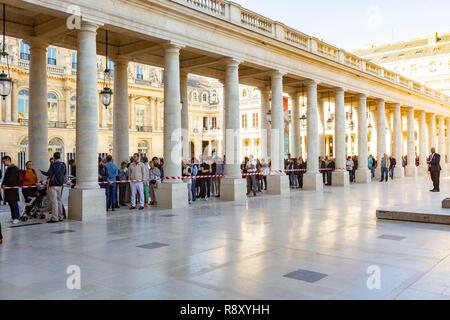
172, 0, 450, 105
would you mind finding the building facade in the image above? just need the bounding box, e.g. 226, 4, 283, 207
354, 32, 450, 95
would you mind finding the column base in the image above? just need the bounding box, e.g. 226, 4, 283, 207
303, 173, 324, 191
404, 166, 417, 177
418, 165, 428, 176
267, 174, 290, 195
68, 188, 106, 222
157, 182, 189, 209
220, 177, 247, 201
393, 167, 404, 179
355, 169, 371, 184
332, 170, 349, 187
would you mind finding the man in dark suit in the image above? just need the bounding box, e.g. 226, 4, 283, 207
428, 148, 441, 192
1, 156, 20, 224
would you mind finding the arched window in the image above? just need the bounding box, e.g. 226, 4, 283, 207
192, 91, 198, 102
48, 137, 64, 157
138, 140, 149, 156
202, 92, 208, 103
19, 137, 28, 153
70, 96, 76, 124
48, 92, 59, 122
18, 89, 29, 120
429, 61, 437, 73
242, 89, 248, 98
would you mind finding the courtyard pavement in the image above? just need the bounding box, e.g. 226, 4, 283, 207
0, 175, 450, 300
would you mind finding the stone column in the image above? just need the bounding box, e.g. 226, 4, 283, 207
438, 115, 446, 177
430, 113, 437, 150
11, 80, 18, 123
158, 44, 188, 209
28, 39, 48, 178
291, 93, 300, 158
318, 96, 325, 157
220, 58, 246, 201
260, 86, 271, 160
68, 21, 105, 221
356, 94, 371, 183
129, 94, 135, 130
446, 118, 450, 175
64, 85, 72, 126
303, 80, 323, 191
393, 103, 404, 178
418, 110, 428, 176
375, 99, 386, 179
180, 71, 190, 161
267, 71, 289, 195
332, 87, 349, 186
405, 107, 416, 177
113, 58, 130, 164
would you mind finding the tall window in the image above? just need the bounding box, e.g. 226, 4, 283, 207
47, 48, 57, 65
71, 52, 77, 69
192, 91, 199, 102
69, 96, 76, 125
136, 64, 143, 80
18, 89, 29, 120
211, 117, 217, 129
47, 92, 59, 122
48, 138, 64, 158
241, 114, 248, 129
242, 89, 248, 98
138, 140, 149, 156
203, 117, 209, 130
20, 42, 30, 61
202, 92, 208, 103
252, 113, 259, 128
137, 108, 145, 127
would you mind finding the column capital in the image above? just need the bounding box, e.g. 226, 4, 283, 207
224, 58, 241, 68
376, 98, 385, 105
305, 79, 318, 88
358, 93, 367, 100
270, 70, 286, 79
112, 57, 129, 67
164, 42, 184, 53
334, 87, 345, 94
80, 20, 100, 33
25, 37, 49, 50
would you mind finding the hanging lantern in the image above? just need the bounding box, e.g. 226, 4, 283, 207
0, 4, 12, 100
300, 83, 307, 128
100, 30, 113, 108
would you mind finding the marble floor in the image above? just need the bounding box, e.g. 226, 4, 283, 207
0, 175, 450, 300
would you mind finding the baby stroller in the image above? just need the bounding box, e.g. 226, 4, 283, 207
20, 185, 47, 222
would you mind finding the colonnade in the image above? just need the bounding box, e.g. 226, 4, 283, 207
22, 21, 450, 220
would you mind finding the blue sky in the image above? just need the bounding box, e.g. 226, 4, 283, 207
235, 0, 450, 50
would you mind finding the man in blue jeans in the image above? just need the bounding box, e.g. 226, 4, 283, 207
105, 155, 119, 211
380, 153, 390, 182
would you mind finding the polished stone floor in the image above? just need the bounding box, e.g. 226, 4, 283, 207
0, 176, 450, 300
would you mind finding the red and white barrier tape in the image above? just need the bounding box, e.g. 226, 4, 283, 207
0, 168, 347, 189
